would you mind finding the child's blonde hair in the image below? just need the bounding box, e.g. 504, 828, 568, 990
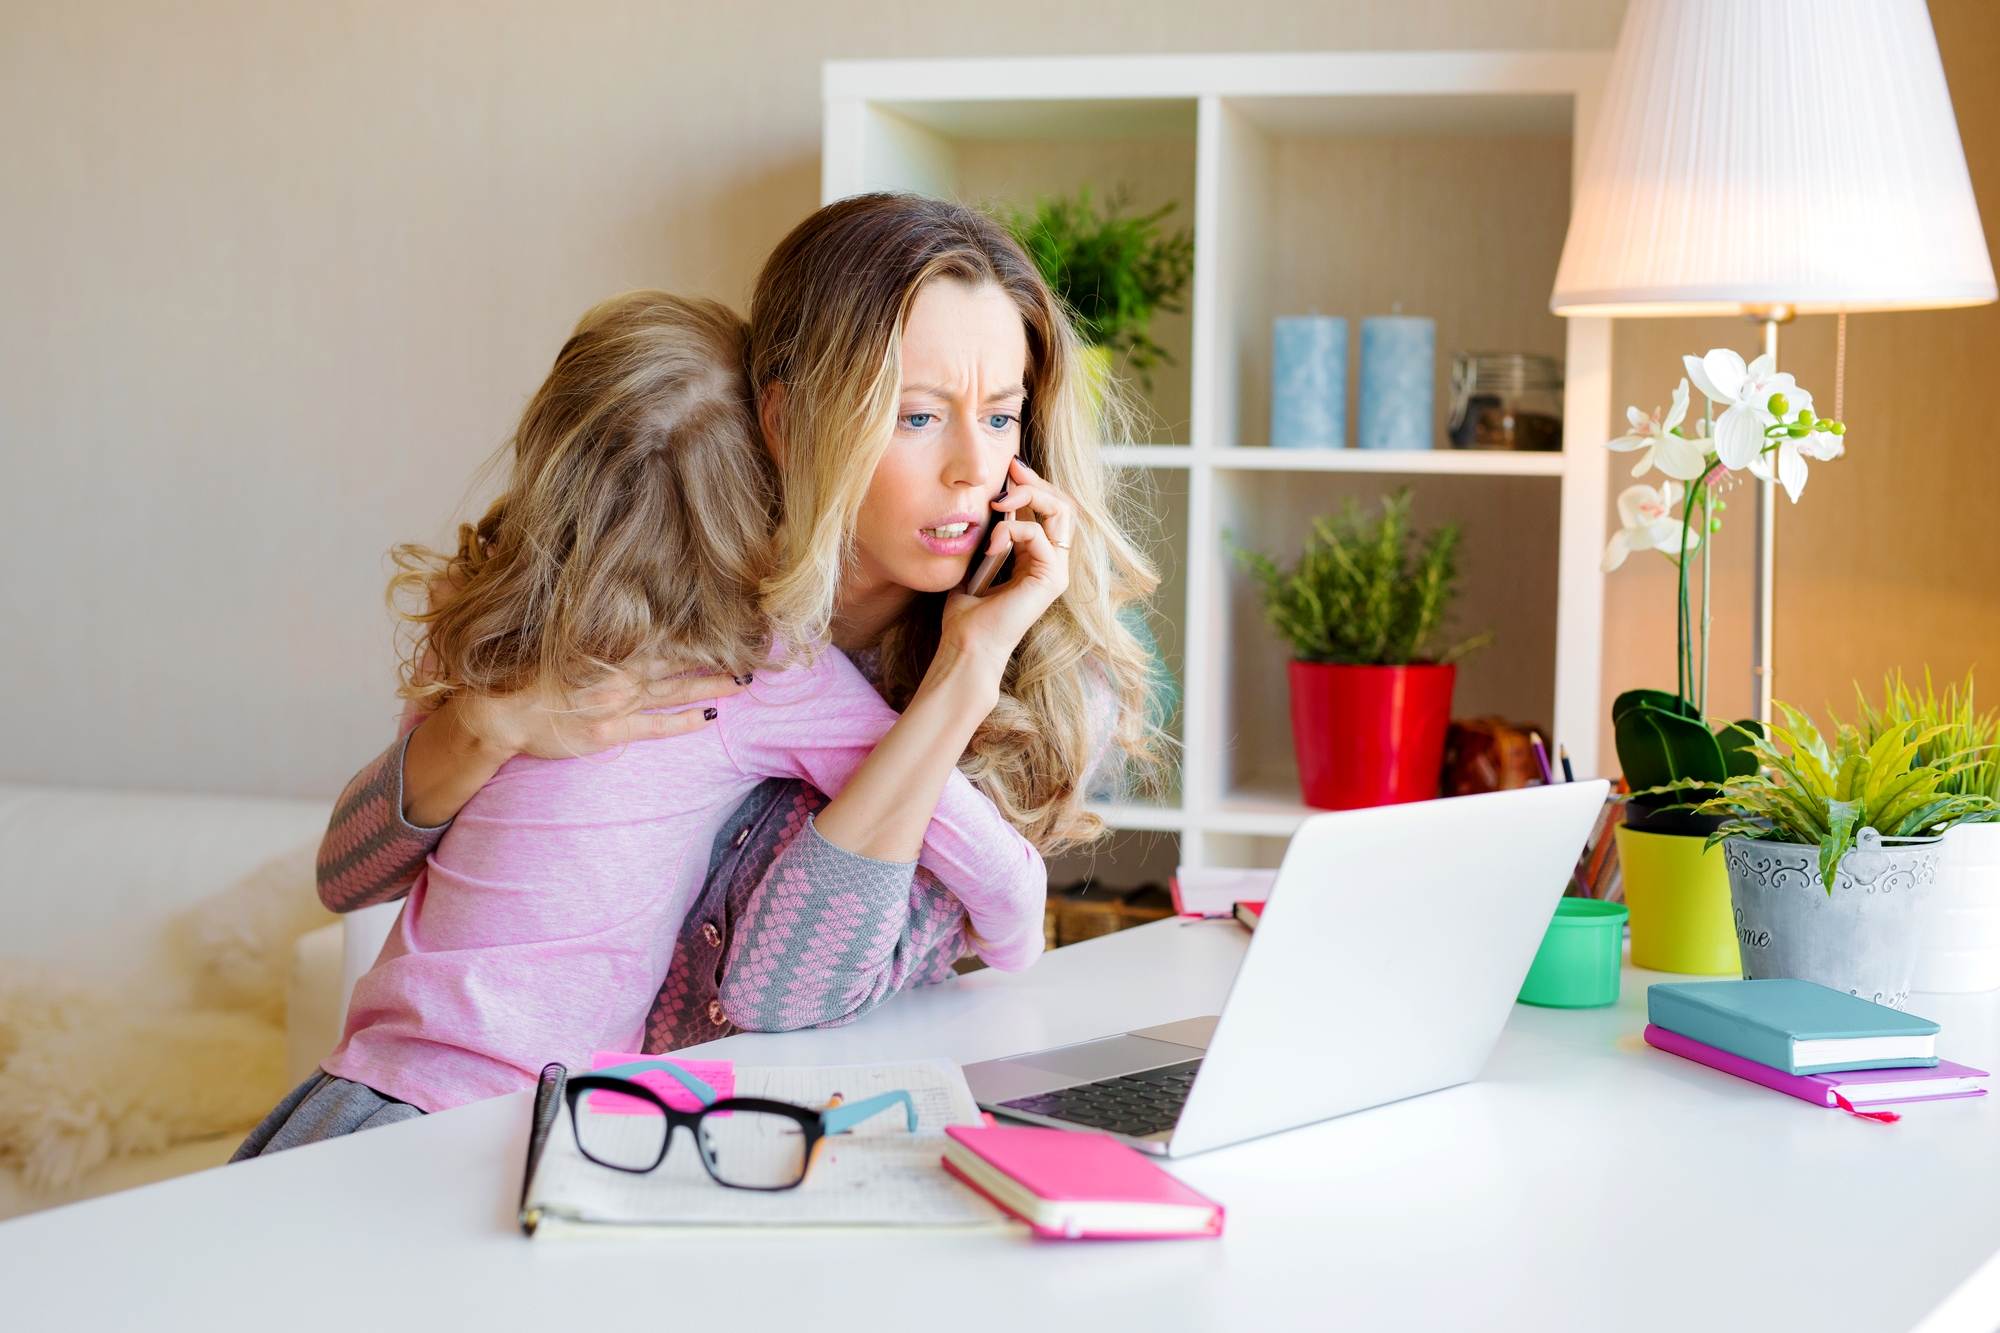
391, 291, 776, 703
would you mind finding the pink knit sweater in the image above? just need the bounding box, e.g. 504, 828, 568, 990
321, 650, 1046, 1112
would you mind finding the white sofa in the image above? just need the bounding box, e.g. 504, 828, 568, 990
0, 783, 397, 1214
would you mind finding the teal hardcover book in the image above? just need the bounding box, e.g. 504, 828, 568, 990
1646, 980, 1940, 1075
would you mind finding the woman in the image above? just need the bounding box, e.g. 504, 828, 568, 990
312, 193, 1159, 1076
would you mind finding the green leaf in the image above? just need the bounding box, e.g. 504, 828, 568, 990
1717, 719, 1763, 778
1614, 689, 1698, 723
1616, 702, 1728, 796
1859, 722, 1923, 806
1822, 800, 1861, 895
1776, 703, 1834, 774
1871, 767, 1940, 828
1614, 708, 1676, 796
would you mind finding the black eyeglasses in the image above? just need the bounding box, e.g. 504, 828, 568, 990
562, 1064, 916, 1192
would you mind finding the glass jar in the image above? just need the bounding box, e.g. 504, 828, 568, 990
1446, 353, 1563, 451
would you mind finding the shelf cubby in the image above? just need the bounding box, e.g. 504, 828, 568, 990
826, 51, 1613, 864
831, 97, 1198, 442
1216, 468, 1562, 811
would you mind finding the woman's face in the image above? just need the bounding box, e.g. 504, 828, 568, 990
850, 278, 1028, 601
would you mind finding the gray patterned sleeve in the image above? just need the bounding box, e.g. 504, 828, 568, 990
716, 816, 970, 1032
314, 731, 450, 913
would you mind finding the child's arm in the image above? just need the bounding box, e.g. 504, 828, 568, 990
320, 670, 747, 913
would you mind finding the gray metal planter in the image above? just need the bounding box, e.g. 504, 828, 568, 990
1722, 830, 1943, 1011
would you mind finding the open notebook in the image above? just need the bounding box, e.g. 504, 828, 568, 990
519, 1058, 1013, 1238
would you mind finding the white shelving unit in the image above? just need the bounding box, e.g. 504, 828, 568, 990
824, 52, 1612, 869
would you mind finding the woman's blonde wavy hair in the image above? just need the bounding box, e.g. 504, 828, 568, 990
390, 292, 776, 703
749, 194, 1163, 852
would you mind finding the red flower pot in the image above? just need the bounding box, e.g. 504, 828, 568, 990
1286, 662, 1457, 810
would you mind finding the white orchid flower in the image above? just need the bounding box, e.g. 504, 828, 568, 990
1683, 348, 1847, 503
1688, 415, 1720, 460
1608, 379, 1707, 479
1602, 480, 1700, 572
1683, 349, 1813, 472
1757, 417, 1849, 502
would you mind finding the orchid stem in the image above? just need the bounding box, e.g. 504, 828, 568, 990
1699, 466, 1713, 717
1676, 479, 1693, 706
1698, 400, 1716, 716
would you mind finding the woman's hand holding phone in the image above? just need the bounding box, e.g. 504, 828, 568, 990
816, 456, 1072, 866
960, 477, 1011, 598
939, 456, 1074, 683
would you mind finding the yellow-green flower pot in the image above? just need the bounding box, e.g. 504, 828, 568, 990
1616, 824, 1741, 975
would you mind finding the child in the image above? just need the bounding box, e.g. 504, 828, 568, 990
236, 292, 1044, 1153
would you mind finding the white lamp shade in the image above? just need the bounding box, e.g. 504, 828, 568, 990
1551, 0, 1997, 317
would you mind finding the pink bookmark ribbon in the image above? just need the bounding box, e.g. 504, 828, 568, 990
1833, 1092, 1901, 1124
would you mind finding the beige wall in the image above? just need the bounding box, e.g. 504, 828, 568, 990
7, 0, 1993, 798
1597, 0, 2000, 771
0, 0, 1629, 798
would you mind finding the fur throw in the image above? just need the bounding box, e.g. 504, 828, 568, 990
0, 842, 332, 1190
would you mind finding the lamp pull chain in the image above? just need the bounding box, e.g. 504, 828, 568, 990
1835, 311, 1847, 421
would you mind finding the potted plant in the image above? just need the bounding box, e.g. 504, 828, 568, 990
1001, 185, 1193, 399
1859, 672, 2000, 993
1603, 349, 1845, 973
1235, 490, 1487, 810
1688, 702, 1996, 1010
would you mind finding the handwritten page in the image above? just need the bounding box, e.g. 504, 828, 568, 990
524, 1059, 1010, 1234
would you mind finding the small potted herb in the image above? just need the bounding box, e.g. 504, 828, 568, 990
1684, 699, 1996, 1010
1001, 185, 1193, 396
1234, 490, 1487, 810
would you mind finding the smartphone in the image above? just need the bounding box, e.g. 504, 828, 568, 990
960, 478, 1011, 596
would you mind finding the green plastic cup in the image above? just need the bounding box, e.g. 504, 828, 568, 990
1517, 899, 1629, 1008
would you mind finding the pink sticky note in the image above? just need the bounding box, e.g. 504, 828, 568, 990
586, 1050, 735, 1115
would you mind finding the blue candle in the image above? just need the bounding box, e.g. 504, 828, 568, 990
1270, 316, 1346, 449
1359, 316, 1436, 451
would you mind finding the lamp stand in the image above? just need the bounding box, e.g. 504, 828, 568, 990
1747, 306, 1792, 729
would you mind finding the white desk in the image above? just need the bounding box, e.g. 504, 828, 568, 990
3, 918, 1999, 1332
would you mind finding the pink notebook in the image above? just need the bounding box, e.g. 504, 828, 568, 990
1645, 1024, 1989, 1108
941, 1125, 1223, 1240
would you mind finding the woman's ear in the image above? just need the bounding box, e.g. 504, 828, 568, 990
758, 383, 787, 470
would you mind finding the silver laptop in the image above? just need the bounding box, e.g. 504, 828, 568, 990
964, 781, 1611, 1157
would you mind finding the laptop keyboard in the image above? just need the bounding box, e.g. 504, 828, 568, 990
997, 1059, 1202, 1137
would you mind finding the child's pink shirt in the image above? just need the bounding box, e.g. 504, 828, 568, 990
322, 651, 1045, 1112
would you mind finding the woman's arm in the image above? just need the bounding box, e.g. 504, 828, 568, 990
646, 782, 967, 1046
712, 662, 1132, 1028
717, 822, 969, 1032
714, 459, 1073, 971
314, 667, 747, 912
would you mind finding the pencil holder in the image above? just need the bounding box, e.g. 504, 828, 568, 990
1517, 899, 1628, 1008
